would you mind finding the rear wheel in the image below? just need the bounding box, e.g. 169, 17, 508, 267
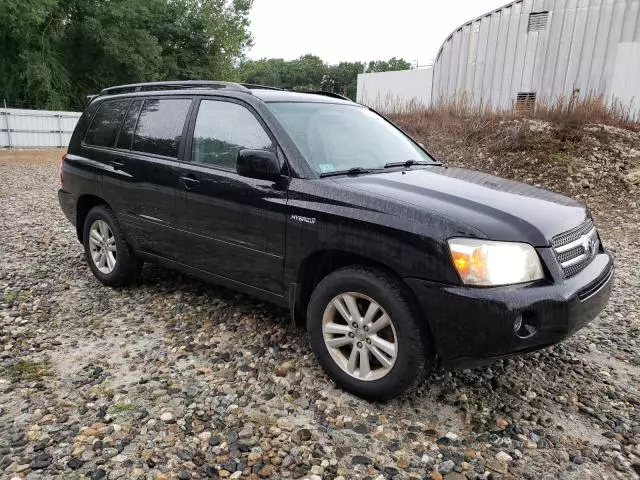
82, 205, 140, 287
307, 266, 432, 401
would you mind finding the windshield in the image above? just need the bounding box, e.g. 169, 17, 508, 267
267, 102, 435, 175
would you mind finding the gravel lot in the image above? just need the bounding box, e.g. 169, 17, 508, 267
1, 150, 639, 480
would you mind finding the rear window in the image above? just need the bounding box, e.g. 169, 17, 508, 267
132, 98, 191, 158
84, 99, 131, 148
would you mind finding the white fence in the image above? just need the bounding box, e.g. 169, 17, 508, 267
1, 107, 81, 149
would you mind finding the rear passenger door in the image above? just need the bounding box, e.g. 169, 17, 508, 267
174, 98, 288, 294
100, 96, 193, 256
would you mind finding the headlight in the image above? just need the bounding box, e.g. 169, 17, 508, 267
448, 238, 544, 286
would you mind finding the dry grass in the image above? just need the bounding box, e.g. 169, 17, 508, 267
389, 93, 639, 158
0, 148, 66, 166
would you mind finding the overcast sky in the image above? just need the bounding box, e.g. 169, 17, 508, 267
247, 0, 509, 66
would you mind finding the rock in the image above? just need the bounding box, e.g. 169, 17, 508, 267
30, 453, 52, 470
292, 428, 312, 443
496, 418, 509, 429
276, 418, 294, 431
67, 457, 84, 469
239, 423, 253, 439
444, 474, 466, 480
275, 360, 295, 376
310, 465, 324, 475
625, 169, 640, 185
159, 412, 174, 423
257, 464, 274, 477
496, 451, 513, 463
439, 460, 455, 473
352, 455, 373, 465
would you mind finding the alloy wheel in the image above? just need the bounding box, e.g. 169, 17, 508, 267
322, 292, 398, 381
88, 219, 117, 274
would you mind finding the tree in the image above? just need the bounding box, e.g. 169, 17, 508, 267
236, 56, 409, 100
366, 57, 412, 73
0, 0, 254, 109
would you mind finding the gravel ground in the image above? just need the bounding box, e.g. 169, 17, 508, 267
1, 155, 639, 480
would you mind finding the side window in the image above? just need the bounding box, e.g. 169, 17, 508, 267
191, 100, 274, 168
115, 99, 143, 150
84, 99, 131, 148
132, 98, 191, 158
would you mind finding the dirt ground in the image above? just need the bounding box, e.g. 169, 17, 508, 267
0, 149, 67, 166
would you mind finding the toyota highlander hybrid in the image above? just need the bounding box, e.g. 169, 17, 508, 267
58, 81, 614, 400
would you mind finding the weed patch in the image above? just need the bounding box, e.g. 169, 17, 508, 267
10, 360, 53, 381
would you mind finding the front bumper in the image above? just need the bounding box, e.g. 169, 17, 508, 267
405, 251, 614, 369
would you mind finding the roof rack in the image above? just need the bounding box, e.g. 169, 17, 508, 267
99, 81, 251, 96
308, 91, 353, 102
240, 83, 284, 91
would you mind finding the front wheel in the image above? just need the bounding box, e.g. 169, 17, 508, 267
307, 266, 433, 401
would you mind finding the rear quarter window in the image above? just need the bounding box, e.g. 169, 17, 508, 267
132, 98, 192, 158
84, 99, 131, 148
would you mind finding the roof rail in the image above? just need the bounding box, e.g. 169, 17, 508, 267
240, 83, 284, 91
308, 91, 353, 102
99, 81, 251, 96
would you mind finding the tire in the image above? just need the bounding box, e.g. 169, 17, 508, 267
307, 266, 433, 401
82, 205, 141, 287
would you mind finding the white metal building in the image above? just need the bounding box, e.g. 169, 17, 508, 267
433, 0, 640, 112
358, 0, 640, 115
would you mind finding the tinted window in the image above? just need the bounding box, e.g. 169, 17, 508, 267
85, 99, 131, 148
115, 99, 143, 150
132, 99, 191, 158
191, 100, 274, 168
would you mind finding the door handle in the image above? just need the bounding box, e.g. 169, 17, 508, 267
110, 160, 125, 170
180, 175, 201, 190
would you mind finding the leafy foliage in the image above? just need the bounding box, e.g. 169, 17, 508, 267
0, 0, 253, 109
238, 56, 412, 99
0, 0, 412, 108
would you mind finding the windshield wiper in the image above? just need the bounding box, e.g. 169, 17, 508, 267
319, 167, 379, 178
384, 159, 441, 169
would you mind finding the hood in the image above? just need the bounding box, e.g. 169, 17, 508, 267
332, 166, 587, 246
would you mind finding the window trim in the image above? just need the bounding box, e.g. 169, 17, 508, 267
131, 96, 195, 160
183, 96, 286, 174
83, 98, 132, 149
114, 98, 143, 151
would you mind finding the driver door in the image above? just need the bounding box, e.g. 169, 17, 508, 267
174, 98, 288, 295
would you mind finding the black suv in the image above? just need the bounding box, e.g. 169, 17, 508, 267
59, 81, 614, 400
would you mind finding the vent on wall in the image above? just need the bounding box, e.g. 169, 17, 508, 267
516, 92, 537, 113
528, 12, 549, 32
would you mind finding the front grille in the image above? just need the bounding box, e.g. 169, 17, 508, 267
552, 219, 599, 277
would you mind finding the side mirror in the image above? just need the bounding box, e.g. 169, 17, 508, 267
236, 149, 281, 181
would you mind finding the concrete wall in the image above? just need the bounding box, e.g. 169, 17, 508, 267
1, 108, 81, 149
357, 68, 433, 111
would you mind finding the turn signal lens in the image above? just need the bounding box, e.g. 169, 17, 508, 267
448, 238, 544, 286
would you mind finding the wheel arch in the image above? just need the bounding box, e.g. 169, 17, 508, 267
292, 249, 433, 339
76, 194, 111, 242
